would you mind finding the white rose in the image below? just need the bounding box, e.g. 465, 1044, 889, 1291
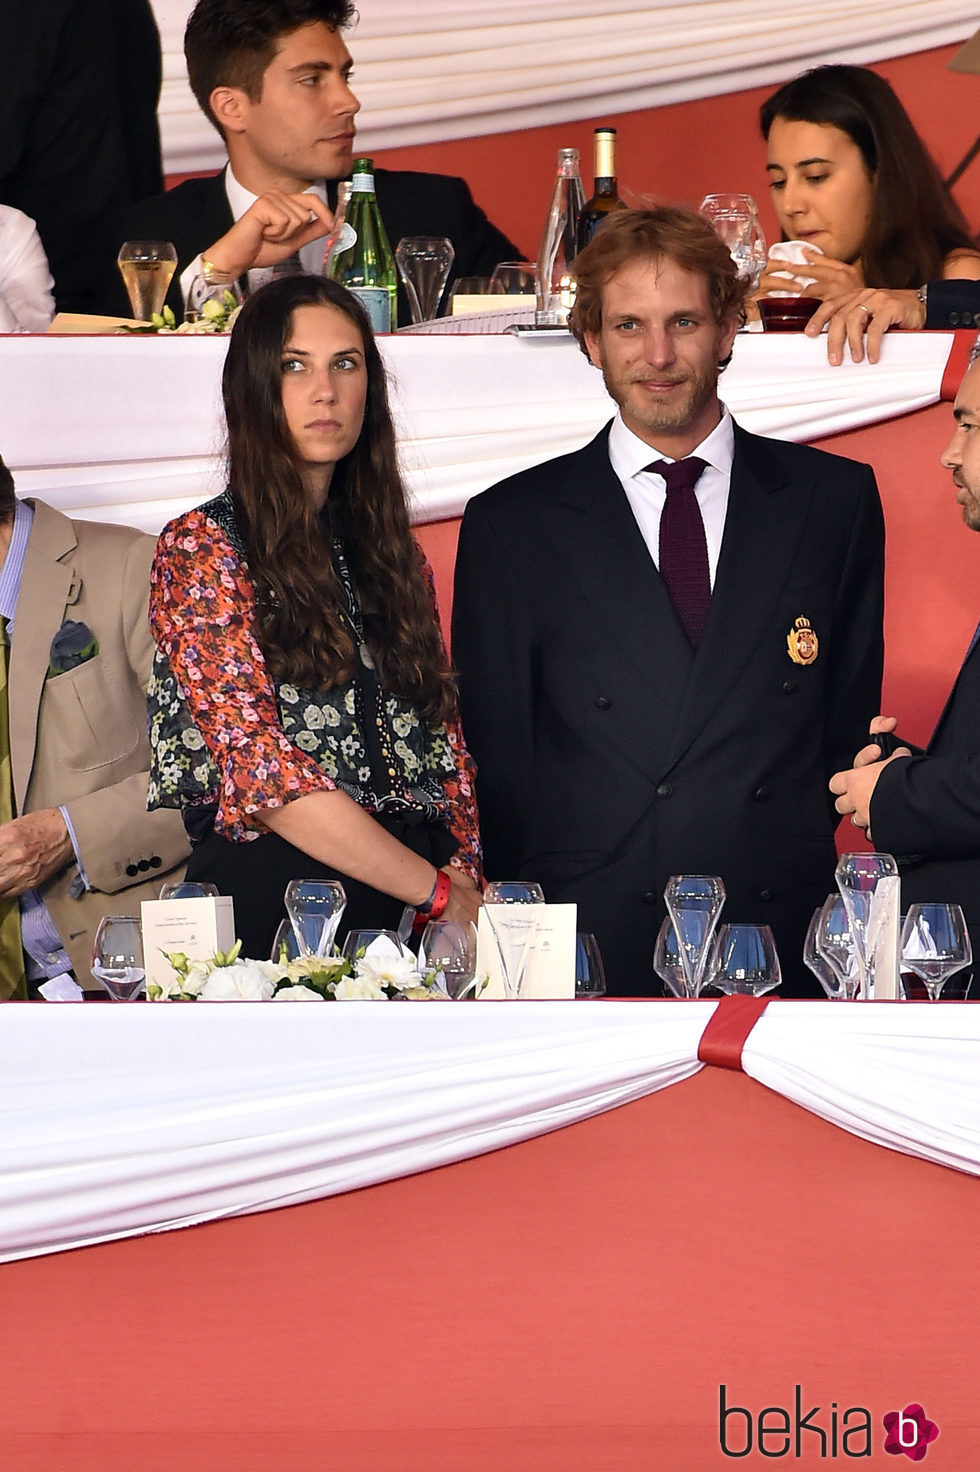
333, 974, 387, 1000
273, 984, 326, 1001
199, 962, 277, 1000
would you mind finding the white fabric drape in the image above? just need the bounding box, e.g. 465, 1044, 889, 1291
0, 1001, 977, 1263
151, 0, 978, 173
0, 331, 955, 534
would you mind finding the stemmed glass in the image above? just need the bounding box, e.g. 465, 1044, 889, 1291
900, 903, 972, 1001
91, 915, 146, 1001
116, 240, 178, 320
158, 881, 219, 901
419, 918, 478, 998
341, 928, 410, 964
698, 195, 767, 289
489, 262, 537, 294
574, 933, 606, 999
807, 896, 860, 1000
395, 236, 455, 323
653, 915, 696, 998
664, 875, 726, 996
483, 880, 545, 999
835, 852, 900, 1000
284, 879, 347, 958
706, 923, 782, 996
270, 918, 301, 964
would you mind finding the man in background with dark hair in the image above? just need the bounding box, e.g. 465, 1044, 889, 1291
0, 457, 187, 999
453, 207, 885, 995
105, 0, 520, 320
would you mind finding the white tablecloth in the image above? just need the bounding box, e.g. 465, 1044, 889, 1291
0, 1000, 977, 1264
0, 330, 955, 534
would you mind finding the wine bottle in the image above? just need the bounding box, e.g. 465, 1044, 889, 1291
329, 157, 397, 332
576, 128, 627, 254
534, 146, 585, 326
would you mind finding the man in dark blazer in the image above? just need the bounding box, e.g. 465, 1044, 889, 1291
453, 208, 885, 996
101, 0, 520, 322
831, 345, 980, 966
808, 280, 980, 364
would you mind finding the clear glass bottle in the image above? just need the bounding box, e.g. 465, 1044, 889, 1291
535, 146, 585, 326
329, 158, 397, 332
576, 128, 628, 254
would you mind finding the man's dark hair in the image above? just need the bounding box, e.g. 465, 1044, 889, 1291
185, 0, 356, 134
0, 455, 16, 523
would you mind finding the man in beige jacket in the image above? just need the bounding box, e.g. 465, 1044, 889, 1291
0, 454, 187, 996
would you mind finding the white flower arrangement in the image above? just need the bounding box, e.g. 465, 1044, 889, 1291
151, 934, 479, 1002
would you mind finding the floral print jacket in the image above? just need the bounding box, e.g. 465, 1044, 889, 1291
147, 491, 481, 884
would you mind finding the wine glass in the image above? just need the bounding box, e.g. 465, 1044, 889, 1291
158, 881, 219, 901
698, 195, 767, 289
835, 852, 900, 1000
341, 928, 410, 964
900, 903, 972, 1001
706, 923, 781, 996
574, 932, 606, 999
284, 879, 347, 958
270, 918, 301, 964
91, 915, 146, 1001
663, 875, 726, 996
395, 236, 455, 323
483, 880, 545, 999
419, 918, 478, 998
489, 262, 537, 295
116, 240, 178, 320
653, 915, 694, 998
183, 272, 243, 326
813, 893, 861, 1000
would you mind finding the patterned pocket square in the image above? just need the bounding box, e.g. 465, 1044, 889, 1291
48, 619, 99, 677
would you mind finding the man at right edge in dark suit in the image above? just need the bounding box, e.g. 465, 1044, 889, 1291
831, 338, 980, 969
103, 0, 520, 322
453, 208, 885, 995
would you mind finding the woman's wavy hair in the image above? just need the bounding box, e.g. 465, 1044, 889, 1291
760, 64, 978, 288
221, 274, 454, 723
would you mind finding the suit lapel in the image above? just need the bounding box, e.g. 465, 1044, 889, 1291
9, 502, 76, 815
545, 428, 696, 706
663, 424, 812, 768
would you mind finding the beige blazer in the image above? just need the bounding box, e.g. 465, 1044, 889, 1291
10, 500, 188, 982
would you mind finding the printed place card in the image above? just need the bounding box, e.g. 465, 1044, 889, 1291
141, 896, 237, 996
476, 903, 577, 999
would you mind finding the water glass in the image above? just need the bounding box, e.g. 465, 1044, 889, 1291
395, 236, 455, 323
285, 879, 347, 958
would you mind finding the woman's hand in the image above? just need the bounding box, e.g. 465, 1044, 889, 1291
757, 248, 864, 302
442, 865, 483, 925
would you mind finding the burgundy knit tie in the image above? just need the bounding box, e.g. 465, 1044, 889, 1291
652, 456, 710, 648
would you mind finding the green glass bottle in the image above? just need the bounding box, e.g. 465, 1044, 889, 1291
329, 156, 397, 332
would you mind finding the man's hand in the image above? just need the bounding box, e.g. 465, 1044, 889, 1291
0, 809, 73, 897
805, 288, 925, 366
203, 191, 335, 280
829, 716, 912, 835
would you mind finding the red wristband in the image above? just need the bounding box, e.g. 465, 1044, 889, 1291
419, 869, 452, 920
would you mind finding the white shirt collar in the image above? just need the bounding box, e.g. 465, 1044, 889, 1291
223, 165, 329, 222
608, 405, 735, 483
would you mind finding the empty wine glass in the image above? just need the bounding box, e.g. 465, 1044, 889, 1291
835, 852, 900, 1000
698, 195, 767, 288
574, 932, 606, 999
489, 262, 537, 294
341, 928, 410, 964
284, 879, 347, 958
395, 236, 455, 323
900, 903, 972, 1001
91, 915, 146, 1001
664, 875, 726, 995
483, 880, 545, 999
158, 881, 219, 900
707, 923, 781, 996
813, 893, 861, 1000
419, 918, 478, 998
653, 915, 695, 998
270, 918, 301, 964
116, 240, 178, 320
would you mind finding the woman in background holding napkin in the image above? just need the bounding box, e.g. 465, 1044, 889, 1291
757, 64, 980, 303
147, 274, 481, 959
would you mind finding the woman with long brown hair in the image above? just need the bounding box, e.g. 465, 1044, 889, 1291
148, 274, 481, 958
758, 64, 980, 301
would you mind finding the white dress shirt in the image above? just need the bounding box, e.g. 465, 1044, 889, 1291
0, 206, 55, 333
606, 407, 735, 588
178, 167, 330, 304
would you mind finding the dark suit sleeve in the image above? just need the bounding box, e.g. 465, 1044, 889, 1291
452, 495, 536, 878
823, 465, 886, 785
440, 177, 525, 279
871, 749, 980, 860
925, 280, 980, 330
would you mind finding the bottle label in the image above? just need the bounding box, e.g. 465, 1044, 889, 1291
349, 286, 390, 333
351, 171, 375, 193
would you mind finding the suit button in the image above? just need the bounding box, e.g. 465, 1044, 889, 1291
951, 311, 961, 325
594, 695, 612, 710
137, 859, 150, 873
642, 891, 659, 905
125, 863, 139, 878
656, 783, 673, 798
781, 680, 797, 694
754, 786, 769, 801
149, 855, 162, 868
759, 889, 775, 902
